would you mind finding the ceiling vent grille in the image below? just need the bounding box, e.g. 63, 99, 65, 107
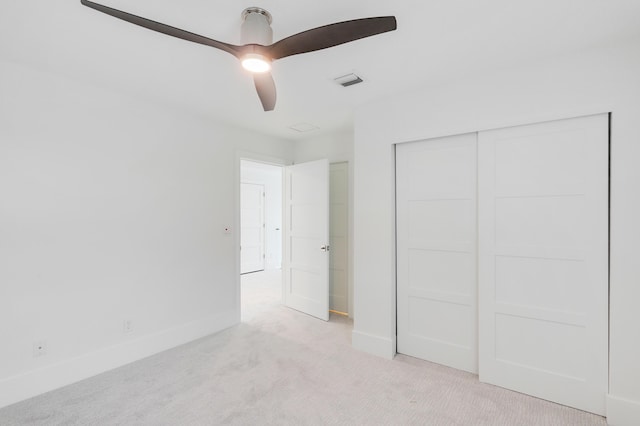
288, 122, 320, 133
334, 73, 364, 87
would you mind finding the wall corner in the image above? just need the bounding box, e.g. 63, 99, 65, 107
606, 394, 640, 426
352, 329, 396, 360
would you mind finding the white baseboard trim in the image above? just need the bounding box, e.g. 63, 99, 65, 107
607, 394, 640, 426
0, 310, 238, 409
352, 329, 395, 360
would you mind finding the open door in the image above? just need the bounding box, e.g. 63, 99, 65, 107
283, 159, 330, 321
240, 182, 265, 274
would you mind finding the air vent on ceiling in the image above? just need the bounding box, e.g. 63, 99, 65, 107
289, 122, 320, 133
334, 73, 364, 87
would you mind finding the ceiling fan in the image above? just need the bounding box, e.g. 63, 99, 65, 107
80, 1, 397, 111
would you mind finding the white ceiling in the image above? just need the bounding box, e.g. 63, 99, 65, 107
2, 1, 640, 141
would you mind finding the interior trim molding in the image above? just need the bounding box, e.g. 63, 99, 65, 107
352, 329, 395, 360
606, 394, 640, 426
0, 310, 238, 409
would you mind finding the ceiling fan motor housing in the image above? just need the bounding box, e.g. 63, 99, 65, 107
241, 7, 273, 46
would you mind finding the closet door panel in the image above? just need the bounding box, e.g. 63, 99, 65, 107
478, 114, 609, 415
396, 133, 478, 373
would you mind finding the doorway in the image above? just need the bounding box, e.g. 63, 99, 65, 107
240, 182, 265, 274
240, 160, 283, 274
240, 160, 284, 322
239, 157, 351, 322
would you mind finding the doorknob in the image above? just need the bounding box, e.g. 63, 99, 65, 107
320, 245, 330, 252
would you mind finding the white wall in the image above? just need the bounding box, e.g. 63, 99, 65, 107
294, 130, 355, 316
293, 129, 354, 165
240, 161, 283, 270
352, 38, 640, 426
0, 59, 294, 408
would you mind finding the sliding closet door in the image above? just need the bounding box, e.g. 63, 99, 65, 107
478, 114, 608, 415
396, 134, 478, 373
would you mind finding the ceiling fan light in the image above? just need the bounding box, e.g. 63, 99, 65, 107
242, 54, 271, 73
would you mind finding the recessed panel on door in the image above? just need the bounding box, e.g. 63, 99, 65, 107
396, 133, 478, 373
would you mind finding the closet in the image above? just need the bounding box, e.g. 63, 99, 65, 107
396, 114, 609, 415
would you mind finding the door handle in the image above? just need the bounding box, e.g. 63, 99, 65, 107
320, 245, 330, 252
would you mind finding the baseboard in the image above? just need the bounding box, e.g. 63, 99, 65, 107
352, 329, 395, 360
0, 310, 238, 409
607, 394, 640, 426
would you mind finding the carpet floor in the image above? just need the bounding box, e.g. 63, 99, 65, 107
0, 270, 607, 425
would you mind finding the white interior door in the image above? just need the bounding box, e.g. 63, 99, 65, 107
283, 159, 330, 321
240, 182, 265, 274
478, 114, 609, 415
396, 134, 478, 373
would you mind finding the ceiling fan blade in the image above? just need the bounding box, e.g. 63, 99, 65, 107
253, 73, 277, 111
80, 0, 242, 58
267, 16, 397, 60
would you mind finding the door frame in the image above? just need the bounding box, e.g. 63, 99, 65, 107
235, 152, 291, 322
329, 161, 350, 316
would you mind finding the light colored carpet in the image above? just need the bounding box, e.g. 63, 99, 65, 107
0, 270, 607, 425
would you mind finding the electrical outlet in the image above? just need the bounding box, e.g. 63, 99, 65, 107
33, 340, 47, 357
123, 319, 133, 334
